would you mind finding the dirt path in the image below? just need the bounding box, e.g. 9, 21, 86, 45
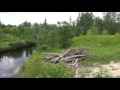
77, 61, 120, 78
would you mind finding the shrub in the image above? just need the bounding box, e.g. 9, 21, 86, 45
22, 54, 75, 78
37, 44, 48, 51
103, 29, 109, 35
86, 29, 94, 35
9, 41, 23, 48
9, 42, 16, 47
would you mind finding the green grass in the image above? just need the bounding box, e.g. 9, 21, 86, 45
37, 35, 120, 66
19, 35, 120, 78
20, 52, 75, 78
36, 35, 120, 67
71, 35, 120, 66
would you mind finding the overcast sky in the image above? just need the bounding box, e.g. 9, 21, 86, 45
0, 12, 103, 25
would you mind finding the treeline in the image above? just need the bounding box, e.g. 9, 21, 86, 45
1, 12, 120, 50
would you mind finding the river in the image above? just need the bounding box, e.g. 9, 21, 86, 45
0, 45, 36, 78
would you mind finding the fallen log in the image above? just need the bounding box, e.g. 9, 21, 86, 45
42, 53, 59, 55
43, 47, 94, 70
59, 54, 86, 62
53, 47, 73, 63
68, 59, 78, 66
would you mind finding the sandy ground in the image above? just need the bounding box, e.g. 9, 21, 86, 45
77, 61, 120, 78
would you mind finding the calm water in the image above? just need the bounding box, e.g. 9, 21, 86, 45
0, 45, 36, 78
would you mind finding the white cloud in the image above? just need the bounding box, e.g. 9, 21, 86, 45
0, 12, 103, 25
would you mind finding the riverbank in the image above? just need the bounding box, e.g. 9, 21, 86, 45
21, 35, 120, 78
0, 44, 36, 78
0, 34, 36, 52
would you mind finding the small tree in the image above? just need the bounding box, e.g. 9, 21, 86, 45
103, 29, 109, 35
0, 27, 3, 38
36, 28, 49, 50
87, 22, 99, 35
57, 21, 73, 48
87, 29, 94, 35
47, 29, 58, 47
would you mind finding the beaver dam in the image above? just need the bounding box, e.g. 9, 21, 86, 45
43, 47, 95, 77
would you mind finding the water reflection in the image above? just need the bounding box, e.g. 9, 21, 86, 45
0, 46, 36, 78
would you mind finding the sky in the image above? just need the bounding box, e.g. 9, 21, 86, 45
0, 12, 103, 26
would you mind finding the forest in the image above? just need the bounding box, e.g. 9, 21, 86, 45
1, 12, 120, 78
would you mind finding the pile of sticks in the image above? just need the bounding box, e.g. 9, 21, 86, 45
43, 47, 93, 69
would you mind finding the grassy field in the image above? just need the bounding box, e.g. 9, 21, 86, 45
71, 35, 120, 66
20, 35, 120, 78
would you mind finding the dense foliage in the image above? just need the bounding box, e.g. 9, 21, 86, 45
21, 53, 75, 78
1, 12, 120, 51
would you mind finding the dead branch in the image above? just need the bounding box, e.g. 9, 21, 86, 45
43, 47, 94, 71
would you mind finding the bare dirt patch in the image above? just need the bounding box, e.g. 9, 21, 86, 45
78, 61, 120, 78
101, 61, 120, 77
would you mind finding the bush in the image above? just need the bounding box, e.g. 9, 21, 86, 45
115, 33, 120, 36
9, 42, 16, 47
0, 46, 11, 51
9, 41, 23, 48
86, 29, 94, 35
103, 29, 109, 35
86, 23, 99, 35
22, 54, 75, 78
25, 39, 32, 45
37, 44, 48, 51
